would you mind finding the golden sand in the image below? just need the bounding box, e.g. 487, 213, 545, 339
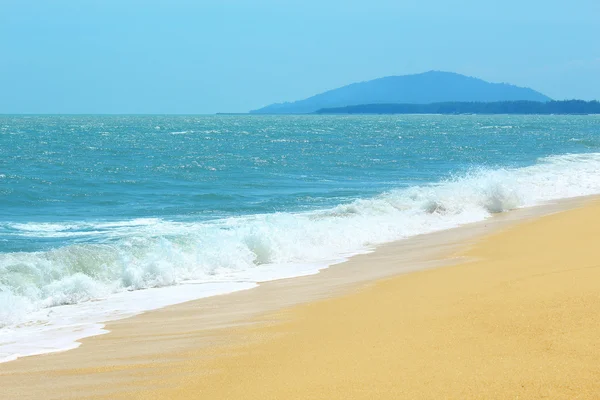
2, 199, 600, 399
133, 201, 600, 399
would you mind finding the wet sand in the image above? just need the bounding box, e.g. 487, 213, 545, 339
1, 196, 599, 399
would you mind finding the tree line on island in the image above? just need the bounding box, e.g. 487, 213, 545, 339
315, 100, 600, 115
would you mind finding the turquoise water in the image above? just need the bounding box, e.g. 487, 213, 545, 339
1, 114, 600, 360
3, 115, 599, 250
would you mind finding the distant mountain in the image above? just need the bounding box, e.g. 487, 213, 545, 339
250, 71, 551, 114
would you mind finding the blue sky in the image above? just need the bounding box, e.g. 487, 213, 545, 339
1, 0, 598, 113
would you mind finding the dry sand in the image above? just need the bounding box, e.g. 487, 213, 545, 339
1, 197, 599, 399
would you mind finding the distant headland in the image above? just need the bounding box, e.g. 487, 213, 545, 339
316, 100, 600, 115
250, 71, 552, 114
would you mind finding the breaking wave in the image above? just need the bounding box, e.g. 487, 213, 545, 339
2, 153, 600, 328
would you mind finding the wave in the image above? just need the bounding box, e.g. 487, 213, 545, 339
2, 152, 600, 331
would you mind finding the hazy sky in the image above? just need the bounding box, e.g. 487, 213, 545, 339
1, 0, 598, 114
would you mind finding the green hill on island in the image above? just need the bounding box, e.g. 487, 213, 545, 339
250, 71, 552, 114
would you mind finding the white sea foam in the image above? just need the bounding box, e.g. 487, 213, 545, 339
0, 282, 258, 363
2, 152, 600, 362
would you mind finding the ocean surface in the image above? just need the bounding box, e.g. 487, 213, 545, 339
1, 114, 600, 362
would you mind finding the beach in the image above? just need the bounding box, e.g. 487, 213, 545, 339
1, 196, 599, 399
2, 0, 599, 397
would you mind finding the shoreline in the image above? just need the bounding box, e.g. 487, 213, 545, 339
4, 148, 600, 364
0, 195, 597, 398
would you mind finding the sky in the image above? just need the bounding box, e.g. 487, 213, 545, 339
0, 0, 599, 114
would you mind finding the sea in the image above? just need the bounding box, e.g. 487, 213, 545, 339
1, 114, 600, 362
